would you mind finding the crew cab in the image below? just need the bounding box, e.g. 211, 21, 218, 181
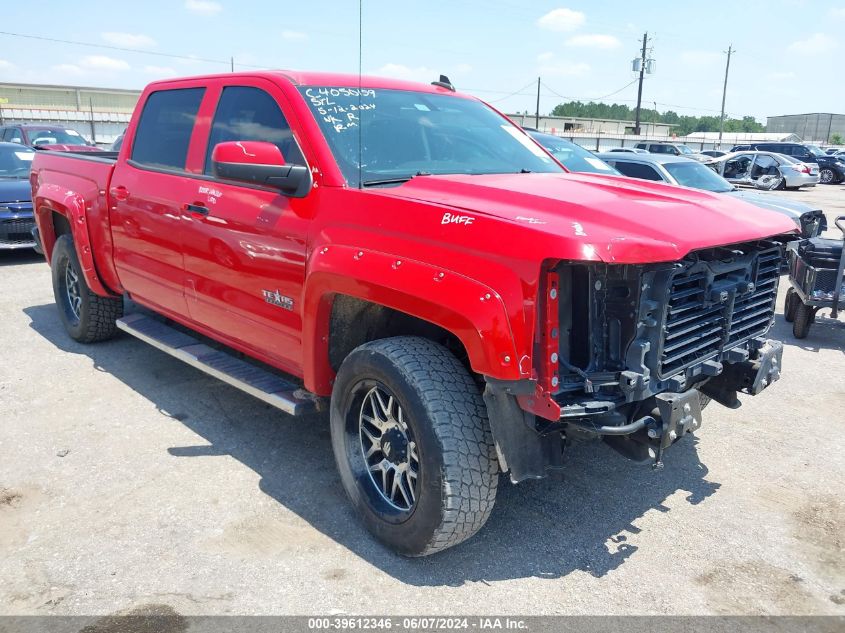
30, 71, 796, 556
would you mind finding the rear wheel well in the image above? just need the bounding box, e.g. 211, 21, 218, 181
328, 295, 473, 376
52, 211, 72, 238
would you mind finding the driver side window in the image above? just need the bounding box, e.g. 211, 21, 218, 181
204, 86, 305, 175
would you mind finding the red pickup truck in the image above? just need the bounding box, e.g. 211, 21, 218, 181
30, 71, 795, 556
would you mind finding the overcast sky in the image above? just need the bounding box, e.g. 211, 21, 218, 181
0, 0, 841, 122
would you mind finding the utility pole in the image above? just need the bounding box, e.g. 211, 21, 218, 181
230, 56, 234, 72
652, 101, 657, 136
718, 44, 733, 149
89, 98, 96, 144
634, 32, 648, 135
535, 77, 540, 129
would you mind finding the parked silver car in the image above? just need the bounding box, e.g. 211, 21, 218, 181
634, 141, 711, 162
708, 151, 819, 190
597, 152, 827, 237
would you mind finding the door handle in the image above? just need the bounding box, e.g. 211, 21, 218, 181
183, 203, 210, 217
109, 185, 129, 201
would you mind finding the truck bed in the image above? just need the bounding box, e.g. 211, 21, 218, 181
30, 149, 120, 292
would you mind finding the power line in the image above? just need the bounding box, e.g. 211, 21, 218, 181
541, 78, 640, 102
0, 30, 252, 68
481, 80, 539, 103
0, 28, 746, 121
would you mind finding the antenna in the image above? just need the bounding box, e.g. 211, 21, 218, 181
431, 75, 455, 91
358, 0, 363, 189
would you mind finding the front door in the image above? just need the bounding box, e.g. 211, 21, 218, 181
110, 86, 206, 317
180, 82, 312, 372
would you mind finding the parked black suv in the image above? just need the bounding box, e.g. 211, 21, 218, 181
730, 142, 845, 184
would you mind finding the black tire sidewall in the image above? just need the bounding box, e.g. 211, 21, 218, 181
793, 302, 812, 339
51, 235, 88, 340
330, 346, 449, 556
784, 288, 797, 322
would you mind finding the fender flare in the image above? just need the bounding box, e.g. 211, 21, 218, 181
301, 244, 524, 395
35, 183, 114, 297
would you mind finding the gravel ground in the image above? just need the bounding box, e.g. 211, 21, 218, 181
1, 184, 844, 618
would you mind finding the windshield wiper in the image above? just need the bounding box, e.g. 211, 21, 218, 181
361, 171, 430, 188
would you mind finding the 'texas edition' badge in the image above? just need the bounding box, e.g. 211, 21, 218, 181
262, 289, 294, 310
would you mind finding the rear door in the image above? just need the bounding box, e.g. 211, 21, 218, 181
748, 154, 780, 183
179, 80, 313, 372
110, 85, 206, 317
612, 160, 666, 182
721, 153, 753, 184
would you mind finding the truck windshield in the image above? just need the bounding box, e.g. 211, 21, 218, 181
298, 87, 562, 186
29, 129, 91, 146
663, 160, 734, 193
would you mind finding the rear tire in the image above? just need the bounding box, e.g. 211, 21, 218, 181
330, 336, 498, 556
51, 235, 123, 343
792, 301, 813, 339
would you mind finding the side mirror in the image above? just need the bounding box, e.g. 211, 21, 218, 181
211, 141, 310, 197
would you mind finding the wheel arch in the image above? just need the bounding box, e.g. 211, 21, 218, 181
302, 246, 525, 395
34, 185, 114, 297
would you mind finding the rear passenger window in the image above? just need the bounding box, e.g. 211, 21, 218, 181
131, 88, 205, 170
613, 161, 664, 181
204, 86, 305, 175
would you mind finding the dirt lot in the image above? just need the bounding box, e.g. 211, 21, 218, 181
1, 184, 844, 617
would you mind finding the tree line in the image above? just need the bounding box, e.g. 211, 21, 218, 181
548, 101, 765, 136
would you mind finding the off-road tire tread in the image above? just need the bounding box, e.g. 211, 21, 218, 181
361, 337, 498, 556
80, 288, 124, 342
53, 235, 123, 343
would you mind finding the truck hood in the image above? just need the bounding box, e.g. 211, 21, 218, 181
0, 177, 32, 204
375, 172, 797, 263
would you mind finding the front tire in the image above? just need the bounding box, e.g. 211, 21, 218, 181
792, 301, 813, 339
330, 336, 498, 556
51, 235, 123, 343
784, 288, 798, 322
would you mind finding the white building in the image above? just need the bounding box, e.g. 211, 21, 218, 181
0, 82, 141, 146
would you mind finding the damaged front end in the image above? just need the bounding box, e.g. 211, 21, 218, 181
485, 239, 785, 482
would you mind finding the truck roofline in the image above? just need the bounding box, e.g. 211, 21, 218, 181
143, 70, 477, 98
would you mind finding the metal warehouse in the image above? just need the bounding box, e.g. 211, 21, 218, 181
0, 82, 141, 146
507, 113, 677, 137
766, 112, 845, 144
